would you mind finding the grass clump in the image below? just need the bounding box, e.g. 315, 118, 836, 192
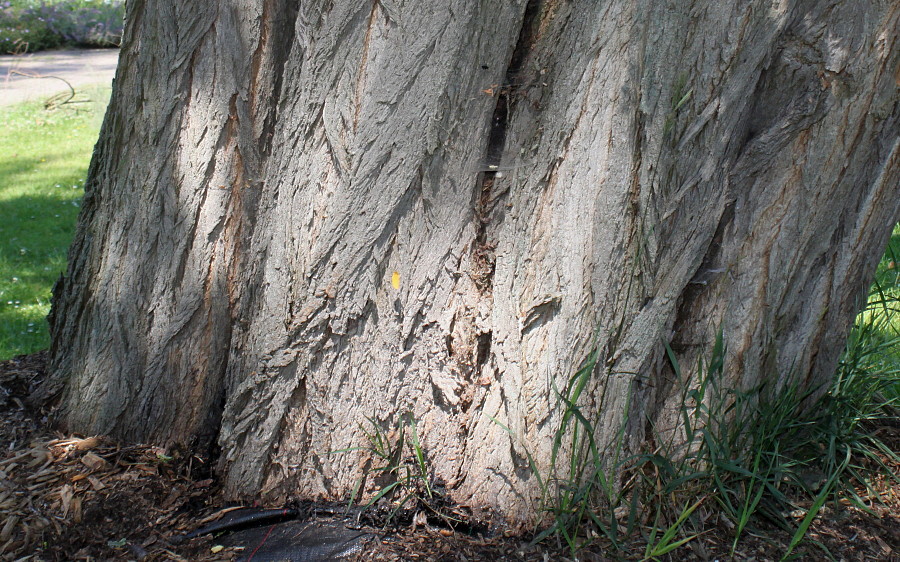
655, 319, 897, 559
0, 85, 110, 359
330, 414, 449, 526
0, 0, 124, 54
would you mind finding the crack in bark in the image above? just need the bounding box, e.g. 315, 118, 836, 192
352, 0, 379, 131
473, 0, 543, 294
251, 0, 300, 160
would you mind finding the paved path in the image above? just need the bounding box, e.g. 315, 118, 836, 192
0, 49, 119, 107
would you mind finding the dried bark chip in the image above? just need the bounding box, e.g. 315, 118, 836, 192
874, 535, 892, 555
75, 437, 102, 451
59, 484, 73, 517
161, 488, 182, 509
0, 515, 18, 542
87, 476, 106, 491
81, 452, 110, 471
27, 448, 50, 467
72, 496, 83, 524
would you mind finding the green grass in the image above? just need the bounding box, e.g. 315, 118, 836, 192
330, 414, 452, 527
0, 85, 110, 359
7, 0, 83, 5
859, 223, 900, 378
1, 0, 124, 54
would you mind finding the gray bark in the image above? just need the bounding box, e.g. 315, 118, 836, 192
42, 0, 898, 522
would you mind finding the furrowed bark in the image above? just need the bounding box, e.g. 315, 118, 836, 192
43, 0, 898, 523
41, 0, 295, 445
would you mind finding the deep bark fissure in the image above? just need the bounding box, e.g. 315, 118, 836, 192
481, 0, 542, 169
458, 1, 547, 396
249, 0, 301, 161
473, 0, 543, 285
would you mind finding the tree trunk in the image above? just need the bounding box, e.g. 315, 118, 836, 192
41, 0, 898, 523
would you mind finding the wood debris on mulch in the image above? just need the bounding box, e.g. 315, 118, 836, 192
2, 351, 898, 561
0, 353, 221, 560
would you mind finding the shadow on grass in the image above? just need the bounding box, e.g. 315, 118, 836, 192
0, 148, 91, 199
0, 191, 80, 359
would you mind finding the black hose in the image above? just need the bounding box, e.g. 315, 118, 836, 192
183, 507, 300, 539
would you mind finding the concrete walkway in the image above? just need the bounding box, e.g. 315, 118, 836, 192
0, 49, 119, 107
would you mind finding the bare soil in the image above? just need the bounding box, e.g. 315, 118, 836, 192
1, 353, 897, 561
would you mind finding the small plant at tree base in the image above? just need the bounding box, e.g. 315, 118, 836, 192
489, 346, 702, 558
331, 413, 451, 527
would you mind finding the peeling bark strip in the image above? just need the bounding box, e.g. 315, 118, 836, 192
44, 0, 898, 523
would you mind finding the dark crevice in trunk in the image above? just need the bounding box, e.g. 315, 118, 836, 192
204, 2, 301, 457
254, 0, 300, 161
473, 0, 542, 292
194, 384, 228, 470
475, 331, 492, 371
670, 199, 735, 352
482, 0, 541, 171
656, 199, 737, 422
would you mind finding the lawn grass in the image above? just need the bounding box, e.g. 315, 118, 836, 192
0, 84, 110, 359
857, 223, 900, 364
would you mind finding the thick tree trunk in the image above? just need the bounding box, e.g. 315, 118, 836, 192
42, 0, 898, 522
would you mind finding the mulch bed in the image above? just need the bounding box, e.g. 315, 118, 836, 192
1, 352, 897, 561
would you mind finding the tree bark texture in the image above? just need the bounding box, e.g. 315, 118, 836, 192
43, 0, 899, 522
